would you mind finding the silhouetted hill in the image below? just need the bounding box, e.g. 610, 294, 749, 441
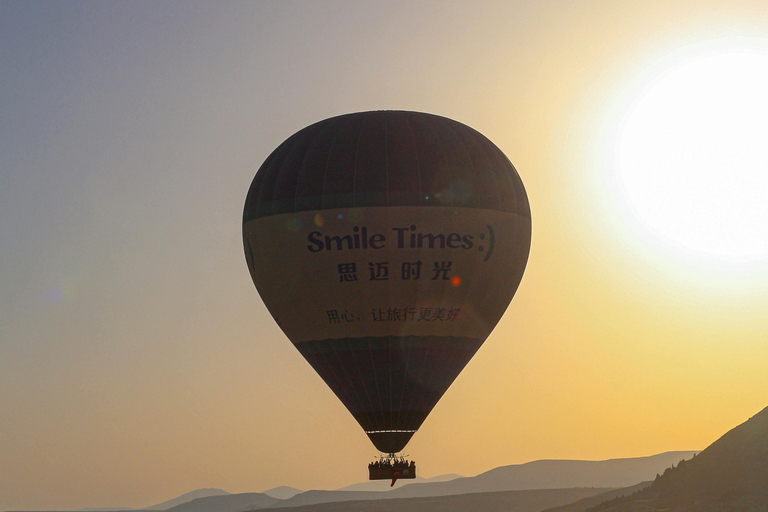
432, 451, 697, 495
261, 487, 302, 500
144, 489, 230, 510
12, 452, 698, 512
542, 481, 652, 512
268, 451, 696, 508
336, 473, 462, 492
259, 488, 611, 512
79, 508, 134, 511
163, 493, 279, 512
589, 406, 768, 512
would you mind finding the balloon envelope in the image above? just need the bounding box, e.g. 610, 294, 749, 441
243, 111, 531, 453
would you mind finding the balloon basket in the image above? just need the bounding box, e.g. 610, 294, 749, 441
368, 455, 416, 485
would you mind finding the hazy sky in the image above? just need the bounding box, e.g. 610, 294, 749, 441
3, 1, 768, 510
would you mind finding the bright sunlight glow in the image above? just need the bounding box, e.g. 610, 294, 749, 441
617, 50, 768, 263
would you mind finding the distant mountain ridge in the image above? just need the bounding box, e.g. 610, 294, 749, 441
427, 451, 699, 495
59, 451, 697, 512
163, 493, 278, 512
260, 487, 302, 501
263, 451, 696, 509
336, 473, 463, 492
260, 488, 614, 512
36, 406, 768, 512
144, 489, 230, 511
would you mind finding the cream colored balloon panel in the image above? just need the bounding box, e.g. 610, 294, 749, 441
245, 206, 528, 344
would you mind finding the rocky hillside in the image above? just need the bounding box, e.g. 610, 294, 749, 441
590, 406, 768, 512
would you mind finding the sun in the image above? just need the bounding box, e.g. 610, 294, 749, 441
615, 48, 768, 263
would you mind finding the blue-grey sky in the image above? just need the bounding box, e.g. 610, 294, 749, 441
3, 1, 768, 510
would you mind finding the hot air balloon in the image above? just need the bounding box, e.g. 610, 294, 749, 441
243, 111, 530, 480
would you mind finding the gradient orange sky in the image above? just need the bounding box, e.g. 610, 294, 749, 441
2, 1, 768, 510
